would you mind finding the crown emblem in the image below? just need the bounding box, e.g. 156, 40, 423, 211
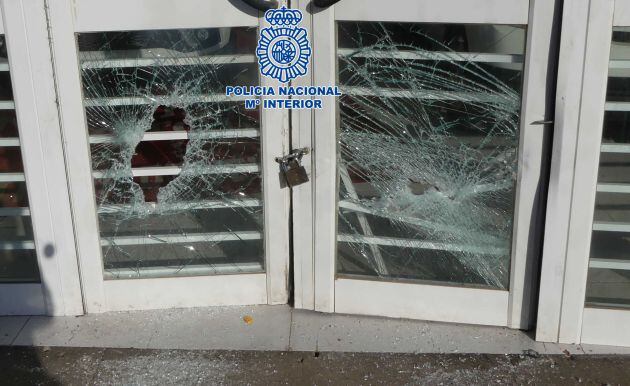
256, 7, 311, 83
265, 6, 302, 26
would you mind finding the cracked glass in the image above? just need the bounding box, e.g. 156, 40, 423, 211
0, 35, 41, 282
585, 26, 630, 309
335, 23, 526, 289
77, 27, 264, 279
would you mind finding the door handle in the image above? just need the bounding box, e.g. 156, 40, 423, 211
313, 0, 342, 7
242, 0, 279, 11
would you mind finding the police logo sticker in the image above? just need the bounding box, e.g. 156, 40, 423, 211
227, 7, 339, 110
257, 7, 311, 83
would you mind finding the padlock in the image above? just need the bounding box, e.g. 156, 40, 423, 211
275, 147, 310, 188
280, 158, 309, 188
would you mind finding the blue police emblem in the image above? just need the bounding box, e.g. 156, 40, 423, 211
257, 7, 311, 83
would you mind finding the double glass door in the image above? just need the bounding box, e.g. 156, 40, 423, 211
2, 0, 554, 330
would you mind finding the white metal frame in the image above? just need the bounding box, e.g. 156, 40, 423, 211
291, 0, 316, 310
537, 0, 630, 346
0, 0, 83, 316
535, 0, 592, 342
45, 0, 290, 312
309, 0, 557, 327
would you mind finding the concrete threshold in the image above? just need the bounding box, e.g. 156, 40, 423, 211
1, 305, 630, 355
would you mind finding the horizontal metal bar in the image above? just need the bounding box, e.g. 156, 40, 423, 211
101, 231, 262, 246
338, 48, 524, 64
589, 258, 630, 271
0, 240, 35, 250
98, 198, 261, 214
0, 60, 8, 71
609, 59, 630, 69
597, 183, 630, 194
605, 101, 630, 111
608, 60, 630, 78
0, 101, 15, 110
80, 49, 256, 69
607, 69, 630, 78
337, 48, 523, 63
592, 221, 630, 232
92, 163, 259, 178
601, 143, 630, 153
337, 234, 506, 256
0, 173, 25, 182
89, 128, 260, 144
341, 86, 504, 102
103, 261, 264, 279
584, 301, 630, 309
84, 94, 248, 107
607, 59, 630, 79
0, 207, 30, 216
0, 138, 19, 147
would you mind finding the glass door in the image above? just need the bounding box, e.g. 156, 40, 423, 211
541, 0, 630, 346
0, 9, 44, 315
0, 0, 83, 316
47, 0, 291, 312
310, 0, 555, 327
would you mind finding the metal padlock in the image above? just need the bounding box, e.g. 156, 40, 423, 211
281, 159, 309, 188
275, 148, 310, 188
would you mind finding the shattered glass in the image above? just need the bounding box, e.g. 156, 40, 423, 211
335, 23, 526, 289
77, 28, 265, 279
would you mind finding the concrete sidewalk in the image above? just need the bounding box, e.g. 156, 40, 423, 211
4, 305, 630, 384
2, 346, 630, 385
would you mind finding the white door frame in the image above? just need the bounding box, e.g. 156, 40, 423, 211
45, 0, 290, 312
536, 0, 630, 346
0, 0, 83, 316
291, 0, 316, 310
305, 0, 558, 327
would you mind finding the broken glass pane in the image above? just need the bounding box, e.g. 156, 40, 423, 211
77, 27, 264, 279
586, 27, 630, 309
0, 35, 41, 283
336, 23, 526, 289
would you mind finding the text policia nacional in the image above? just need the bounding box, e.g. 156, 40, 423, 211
225, 86, 342, 109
